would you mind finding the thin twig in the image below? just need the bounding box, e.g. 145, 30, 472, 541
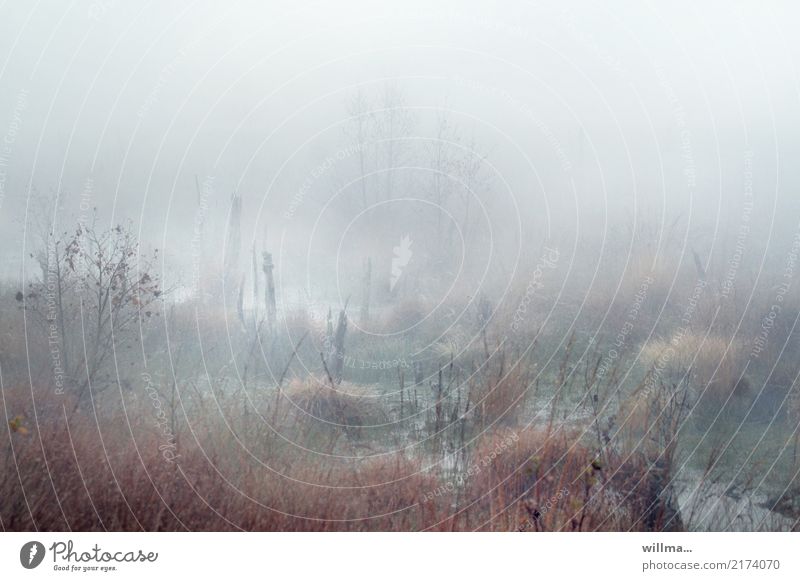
320, 352, 337, 391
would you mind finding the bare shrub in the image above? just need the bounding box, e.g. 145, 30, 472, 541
25, 221, 162, 409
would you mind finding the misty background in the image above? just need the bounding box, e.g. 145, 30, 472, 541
1, 0, 798, 298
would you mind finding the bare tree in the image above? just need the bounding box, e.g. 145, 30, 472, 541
27, 220, 163, 411
341, 84, 415, 209
377, 84, 414, 201
345, 88, 373, 209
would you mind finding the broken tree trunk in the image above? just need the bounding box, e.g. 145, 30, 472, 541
360, 257, 371, 325
330, 301, 349, 384
325, 307, 334, 346
224, 193, 242, 295
251, 243, 259, 331
262, 251, 277, 334
236, 273, 246, 331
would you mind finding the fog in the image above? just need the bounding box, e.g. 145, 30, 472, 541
2, 1, 800, 532
3, 1, 799, 278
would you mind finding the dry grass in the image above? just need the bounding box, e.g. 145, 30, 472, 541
274, 379, 388, 441
0, 384, 447, 531
640, 332, 749, 405
465, 427, 670, 531
469, 364, 533, 428
3, 381, 667, 532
